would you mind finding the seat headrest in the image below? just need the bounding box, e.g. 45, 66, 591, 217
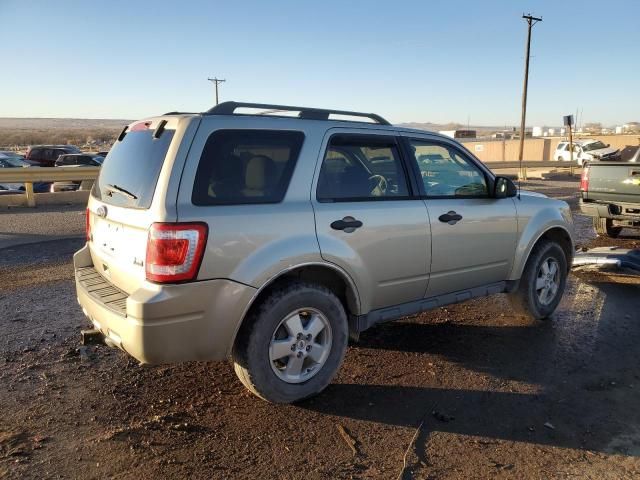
245, 155, 275, 191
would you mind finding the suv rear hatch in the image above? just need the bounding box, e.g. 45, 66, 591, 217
87, 117, 188, 295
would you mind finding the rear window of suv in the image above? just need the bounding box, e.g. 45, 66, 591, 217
92, 127, 175, 209
192, 129, 304, 206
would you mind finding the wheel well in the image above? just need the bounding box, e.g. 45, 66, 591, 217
233, 265, 359, 348
535, 227, 573, 269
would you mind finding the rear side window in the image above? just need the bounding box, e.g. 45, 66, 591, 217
92, 128, 175, 209
192, 130, 304, 206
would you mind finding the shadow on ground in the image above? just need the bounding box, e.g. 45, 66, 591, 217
303, 278, 640, 457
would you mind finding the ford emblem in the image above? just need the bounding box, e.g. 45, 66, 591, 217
97, 205, 108, 218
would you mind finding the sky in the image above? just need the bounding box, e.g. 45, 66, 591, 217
1, 0, 638, 126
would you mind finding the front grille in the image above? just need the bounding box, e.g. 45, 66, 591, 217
76, 266, 128, 316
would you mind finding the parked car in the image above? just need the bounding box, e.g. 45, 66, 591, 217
55, 153, 104, 167
76, 101, 574, 403
25, 145, 81, 167
580, 156, 640, 237
97, 151, 110, 158
0, 151, 25, 160
0, 154, 50, 193
553, 139, 620, 166
50, 154, 103, 192
0, 185, 23, 195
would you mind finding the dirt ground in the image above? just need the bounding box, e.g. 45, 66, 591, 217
1, 176, 640, 479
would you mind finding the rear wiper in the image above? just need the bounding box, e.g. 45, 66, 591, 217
105, 184, 138, 200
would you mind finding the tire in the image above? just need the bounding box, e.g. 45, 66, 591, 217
593, 217, 622, 238
509, 240, 568, 321
232, 282, 348, 404
557, 156, 564, 162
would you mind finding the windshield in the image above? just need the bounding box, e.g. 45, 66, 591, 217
92, 128, 175, 209
582, 141, 608, 152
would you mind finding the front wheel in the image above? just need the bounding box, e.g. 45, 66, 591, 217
509, 240, 568, 320
232, 283, 348, 403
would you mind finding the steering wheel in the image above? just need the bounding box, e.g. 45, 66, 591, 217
369, 175, 388, 195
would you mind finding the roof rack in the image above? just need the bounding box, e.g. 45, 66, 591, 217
204, 101, 391, 125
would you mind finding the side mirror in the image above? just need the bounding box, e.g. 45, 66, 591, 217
493, 176, 517, 198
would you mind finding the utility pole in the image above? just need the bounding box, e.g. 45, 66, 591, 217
518, 13, 542, 178
207, 77, 226, 105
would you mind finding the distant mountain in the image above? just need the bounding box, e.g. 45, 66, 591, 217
0, 118, 131, 130
398, 122, 510, 134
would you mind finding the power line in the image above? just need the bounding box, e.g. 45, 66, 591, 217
518, 13, 542, 181
207, 77, 226, 105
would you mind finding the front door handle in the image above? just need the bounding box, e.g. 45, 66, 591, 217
438, 211, 463, 225
331, 216, 363, 232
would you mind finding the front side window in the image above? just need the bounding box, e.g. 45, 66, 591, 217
192, 130, 304, 206
409, 140, 488, 197
316, 135, 409, 202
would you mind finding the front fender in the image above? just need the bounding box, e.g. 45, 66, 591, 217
509, 197, 574, 280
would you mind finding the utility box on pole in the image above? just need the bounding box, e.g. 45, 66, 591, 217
564, 115, 574, 164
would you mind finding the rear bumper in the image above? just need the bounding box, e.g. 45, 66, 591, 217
74, 244, 257, 364
580, 199, 640, 227
579, 199, 606, 218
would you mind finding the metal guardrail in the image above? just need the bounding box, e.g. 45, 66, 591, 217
0, 167, 100, 207
0, 161, 578, 208
485, 161, 579, 180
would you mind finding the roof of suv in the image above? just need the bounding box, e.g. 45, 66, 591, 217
29, 145, 79, 149
59, 153, 102, 157
160, 101, 453, 141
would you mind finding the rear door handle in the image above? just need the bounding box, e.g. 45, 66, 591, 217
438, 211, 463, 225
331, 216, 363, 232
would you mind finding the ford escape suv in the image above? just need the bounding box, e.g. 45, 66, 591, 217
75, 102, 574, 403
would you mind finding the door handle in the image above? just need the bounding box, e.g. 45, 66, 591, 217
331, 216, 363, 232
438, 211, 463, 225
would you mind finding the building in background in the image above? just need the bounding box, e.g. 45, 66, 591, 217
438, 129, 477, 139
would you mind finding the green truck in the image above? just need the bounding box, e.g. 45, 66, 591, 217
580, 146, 640, 237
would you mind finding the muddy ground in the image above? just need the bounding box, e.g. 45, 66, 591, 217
1, 177, 640, 479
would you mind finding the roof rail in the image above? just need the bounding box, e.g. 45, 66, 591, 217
204, 101, 391, 125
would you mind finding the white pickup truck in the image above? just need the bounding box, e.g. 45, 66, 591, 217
553, 139, 620, 166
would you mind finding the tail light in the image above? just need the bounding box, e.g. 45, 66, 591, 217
580, 166, 590, 191
85, 207, 91, 241
145, 223, 208, 283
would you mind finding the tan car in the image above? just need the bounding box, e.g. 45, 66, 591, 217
75, 102, 574, 403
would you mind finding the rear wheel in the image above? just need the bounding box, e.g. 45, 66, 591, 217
509, 240, 568, 320
593, 217, 622, 238
232, 283, 348, 403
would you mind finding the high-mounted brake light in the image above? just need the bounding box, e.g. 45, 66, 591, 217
580, 166, 590, 191
130, 121, 152, 132
145, 223, 208, 283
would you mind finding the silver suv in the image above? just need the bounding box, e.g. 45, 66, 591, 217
75, 102, 574, 403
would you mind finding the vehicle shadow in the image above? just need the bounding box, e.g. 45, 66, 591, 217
301, 279, 640, 456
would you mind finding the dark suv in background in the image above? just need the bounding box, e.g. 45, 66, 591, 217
25, 145, 81, 167
55, 153, 104, 167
